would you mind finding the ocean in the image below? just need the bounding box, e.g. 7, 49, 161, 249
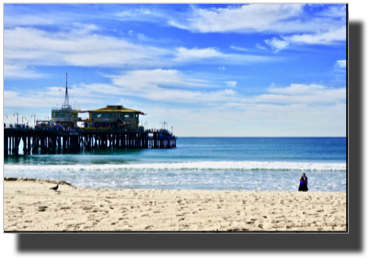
3, 137, 347, 192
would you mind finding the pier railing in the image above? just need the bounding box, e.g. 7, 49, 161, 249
4, 123, 32, 130
4, 123, 176, 136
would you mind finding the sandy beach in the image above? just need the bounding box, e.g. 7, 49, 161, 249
4, 178, 346, 232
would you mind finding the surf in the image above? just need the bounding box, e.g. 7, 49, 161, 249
4, 161, 346, 172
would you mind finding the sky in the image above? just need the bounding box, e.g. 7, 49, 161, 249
3, 3, 347, 137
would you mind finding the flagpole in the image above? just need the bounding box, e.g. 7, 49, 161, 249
63, 73, 70, 109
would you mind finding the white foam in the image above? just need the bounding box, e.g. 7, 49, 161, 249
4, 161, 346, 172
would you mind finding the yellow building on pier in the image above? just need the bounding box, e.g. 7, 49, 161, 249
83, 105, 145, 130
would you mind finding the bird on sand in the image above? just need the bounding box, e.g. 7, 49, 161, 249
50, 184, 59, 191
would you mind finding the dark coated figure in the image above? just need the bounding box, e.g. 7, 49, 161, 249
298, 173, 308, 192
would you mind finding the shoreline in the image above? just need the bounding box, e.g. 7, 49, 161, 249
4, 178, 346, 232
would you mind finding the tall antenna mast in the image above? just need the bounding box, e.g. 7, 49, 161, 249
62, 73, 71, 109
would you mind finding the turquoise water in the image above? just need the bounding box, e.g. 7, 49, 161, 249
4, 137, 347, 192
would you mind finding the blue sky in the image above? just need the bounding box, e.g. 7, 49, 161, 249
3, 3, 346, 136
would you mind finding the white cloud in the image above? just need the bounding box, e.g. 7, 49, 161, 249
268, 83, 325, 94
137, 33, 148, 41
335, 60, 346, 68
174, 47, 273, 64
110, 69, 212, 89
4, 25, 275, 73
97, 74, 346, 107
105, 72, 345, 106
230, 45, 249, 52
5, 90, 62, 107
225, 81, 237, 87
168, 4, 345, 36
264, 37, 289, 52
170, 4, 305, 33
5, 76, 127, 108
115, 8, 166, 22
4, 64, 45, 79
113, 3, 348, 51
127, 30, 153, 42
209, 89, 237, 98
264, 83, 346, 104
70, 22, 99, 34
175, 47, 222, 61
263, 25, 346, 52
316, 4, 346, 18
218, 66, 226, 70
5, 15, 55, 27
256, 43, 267, 50
284, 26, 346, 45
255, 93, 340, 105
105, 69, 239, 103
4, 26, 173, 68
4, 84, 115, 108
168, 4, 346, 51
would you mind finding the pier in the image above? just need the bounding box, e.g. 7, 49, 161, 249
4, 76, 177, 156
4, 127, 177, 156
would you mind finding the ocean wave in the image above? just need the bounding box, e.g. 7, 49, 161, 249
4, 161, 346, 172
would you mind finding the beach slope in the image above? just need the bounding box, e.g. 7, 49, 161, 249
4, 178, 346, 231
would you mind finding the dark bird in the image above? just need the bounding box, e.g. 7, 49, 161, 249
50, 184, 59, 191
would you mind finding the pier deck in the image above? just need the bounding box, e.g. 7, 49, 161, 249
4, 127, 177, 156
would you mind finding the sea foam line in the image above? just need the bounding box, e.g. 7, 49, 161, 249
4, 161, 346, 172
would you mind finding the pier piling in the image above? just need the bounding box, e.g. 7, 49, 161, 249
4, 128, 177, 156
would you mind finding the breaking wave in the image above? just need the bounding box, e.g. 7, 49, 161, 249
4, 161, 346, 172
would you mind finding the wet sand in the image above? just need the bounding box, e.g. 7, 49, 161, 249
4, 178, 346, 231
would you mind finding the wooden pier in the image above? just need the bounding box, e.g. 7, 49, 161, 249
4, 128, 177, 156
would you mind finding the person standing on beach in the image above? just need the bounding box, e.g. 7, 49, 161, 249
303, 173, 308, 187
298, 173, 308, 192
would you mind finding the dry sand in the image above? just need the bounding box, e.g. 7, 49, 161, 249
4, 178, 346, 232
